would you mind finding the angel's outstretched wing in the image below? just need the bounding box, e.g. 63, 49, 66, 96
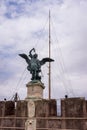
40, 58, 54, 66
19, 54, 30, 65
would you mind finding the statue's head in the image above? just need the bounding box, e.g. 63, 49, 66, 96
34, 54, 38, 58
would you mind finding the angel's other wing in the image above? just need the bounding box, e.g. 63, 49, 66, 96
19, 54, 30, 64
40, 58, 54, 66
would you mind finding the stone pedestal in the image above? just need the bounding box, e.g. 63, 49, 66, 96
25, 81, 45, 130
25, 81, 45, 100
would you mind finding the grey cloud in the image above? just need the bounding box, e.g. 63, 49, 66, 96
0, 0, 87, 100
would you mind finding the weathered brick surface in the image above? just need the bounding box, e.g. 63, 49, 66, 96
48, 119, 61, 129
35, 99, 57, 117
0, 101, 27, 130
61, 98, 85, 117
16, 101, 28, 117
0, 97, 87, 130
5, 101, 15, 116
0, 101, 5, 116
35, 99, 61, 129
61, 97, 86, 130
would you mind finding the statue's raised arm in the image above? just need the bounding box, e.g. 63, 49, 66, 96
29, 48, 35, 58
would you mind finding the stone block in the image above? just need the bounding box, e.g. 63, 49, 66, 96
26, 82, 45, 100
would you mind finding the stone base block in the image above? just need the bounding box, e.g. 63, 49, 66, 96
25, 81, 45, 100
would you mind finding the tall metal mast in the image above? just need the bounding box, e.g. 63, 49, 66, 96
48, 10, 51, 100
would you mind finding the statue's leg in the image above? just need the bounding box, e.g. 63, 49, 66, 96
31, 71, 35, 80
36, 71, 41, 80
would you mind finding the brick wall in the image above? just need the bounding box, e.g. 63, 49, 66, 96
0, 97, 87, 130
61, 97, 86, 130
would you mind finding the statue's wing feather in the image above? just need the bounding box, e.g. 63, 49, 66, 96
40, 58, 54, 65
19, 54, 30, 64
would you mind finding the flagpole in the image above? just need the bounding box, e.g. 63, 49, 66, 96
48, 10, 51, 100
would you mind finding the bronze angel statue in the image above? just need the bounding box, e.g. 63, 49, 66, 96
19, 48, 54, 81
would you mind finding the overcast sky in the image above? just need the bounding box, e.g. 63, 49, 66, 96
0, 0, 87, 100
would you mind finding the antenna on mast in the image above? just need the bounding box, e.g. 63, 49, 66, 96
48, 10, 51, 100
